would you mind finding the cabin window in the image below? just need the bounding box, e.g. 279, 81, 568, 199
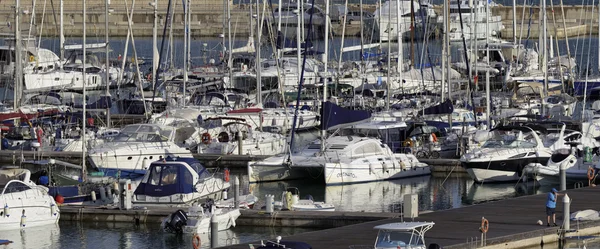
160, 165, 178, 186
3, 181, 31, 194
149, 166, 163, 185
354, 142, 382, 155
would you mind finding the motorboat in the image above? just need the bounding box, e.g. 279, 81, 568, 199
461, 125, 552, 183
270, 3, 326, 40
226, 106, 319, 133
371, 222, 436, 249
524, 148, 599, 185
248, 102, 430, 185
0, 168, 60, 230
374, 0, 437, 42
161, 201, 240, 234
214, 194, 259, 209
274, 187, 335, 211
190, 116, 287, 156
87, 124, 193, 178
133, 156, 230, 206
252, 236, 313, 249
443, 0, 504, 42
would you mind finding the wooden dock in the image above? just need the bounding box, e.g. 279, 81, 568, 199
216, 186, 600, 249
59, 206, 400, 229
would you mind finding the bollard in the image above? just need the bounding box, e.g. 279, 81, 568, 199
265, 194, 274, 214
237, 131, 243, 155
234, 176, 240, 209
210, 215, 219, 248
560, 161, 567, 191
563, 194, 570, 230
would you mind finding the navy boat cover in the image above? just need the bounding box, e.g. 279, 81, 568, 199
134, 157, 207, 197
320, 101, 371, 130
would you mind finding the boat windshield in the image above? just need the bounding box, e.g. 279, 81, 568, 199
110, 124, 172, 142
375, 231, 423, 248
1, 181, 31, 194
482, 131, 537, 149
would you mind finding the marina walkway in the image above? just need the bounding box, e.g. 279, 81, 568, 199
218, 186, 600, 249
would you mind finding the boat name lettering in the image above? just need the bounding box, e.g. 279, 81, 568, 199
337, 172, 356, 178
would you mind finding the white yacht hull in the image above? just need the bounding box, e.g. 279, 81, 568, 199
466, 168, 521, 183
162, 209, 241, 234
0, 189, 60, 231
88, 144, 192, 173
324, 162, 431, 185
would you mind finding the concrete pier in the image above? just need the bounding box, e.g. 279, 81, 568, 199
219, 186, 600, 249
0, 1, 597, 38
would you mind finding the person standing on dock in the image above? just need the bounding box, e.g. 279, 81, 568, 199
546, 188, 562, 227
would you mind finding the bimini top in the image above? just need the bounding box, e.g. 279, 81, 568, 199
133, 156, 208, 197
374, 222, 435, 231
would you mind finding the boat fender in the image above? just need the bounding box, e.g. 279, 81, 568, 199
224, 168, 230, 182
400, 161, 406, 169
229, 212, 236, 227
3, 204, 9, 217
382, 162, 389, 173
431, 133, 438, 143
192, 234, 201, 249
201, 133, 211, 145
50, 203, 57, 216
20, 210, 26, 228
223, 190, 228, 200
285, 192, 293, 210
369, 164, 375, 175
91, 191, 97, 203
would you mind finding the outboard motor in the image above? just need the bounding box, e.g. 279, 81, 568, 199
163, 210, 188, 234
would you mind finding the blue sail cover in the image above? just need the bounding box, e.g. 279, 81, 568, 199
320, 101, 371, 130
134, 157, 206, 197
422, 99, 454, 115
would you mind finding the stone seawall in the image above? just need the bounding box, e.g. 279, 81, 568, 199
0, 2, 597, 38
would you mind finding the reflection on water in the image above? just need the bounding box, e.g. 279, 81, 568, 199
0, 221, 313, 249
0, 174, 566, 249
248, 174, 561, 212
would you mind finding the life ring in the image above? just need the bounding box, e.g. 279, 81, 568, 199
29, 55, 35, 62
431, 133, 438, 143
403, 139, 413, 148
588, 167, 595, 181
146, 73, 152, 81
480, 218, 489, 233
201, 132, 211, 145
224, 168, 230, 182
192, 234, 201, 249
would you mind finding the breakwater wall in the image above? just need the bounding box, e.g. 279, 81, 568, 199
0, 1, 598, 38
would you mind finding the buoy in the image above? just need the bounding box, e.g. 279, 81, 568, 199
3, 204, 9, 217
55, 194, 64, 204
50, 203, 57, 216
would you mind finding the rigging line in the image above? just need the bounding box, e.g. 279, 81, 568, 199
417, 0, 436, 91
151, 0, 174, 116
287, 0, 317, 163
456, 0, 478, 126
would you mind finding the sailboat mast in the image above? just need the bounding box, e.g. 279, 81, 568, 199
321, 0, 330, 152
386, 0, 391, 111
512, 0, 517, 42
396, 0, 402, 74
105, 0, 111, 128
60, 0, 64, 69
256, 0, 262, 106
542, 0, 548, 99
485, 0, 491, 125
441, 0, 446, 101
183, 0, 189, 107
152, 0, 158, 90
227, 0, 233, 83
82, 0, 88, 181
14, 0, 22, 109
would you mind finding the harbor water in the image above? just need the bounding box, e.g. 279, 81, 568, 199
0, 172, 561, 249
